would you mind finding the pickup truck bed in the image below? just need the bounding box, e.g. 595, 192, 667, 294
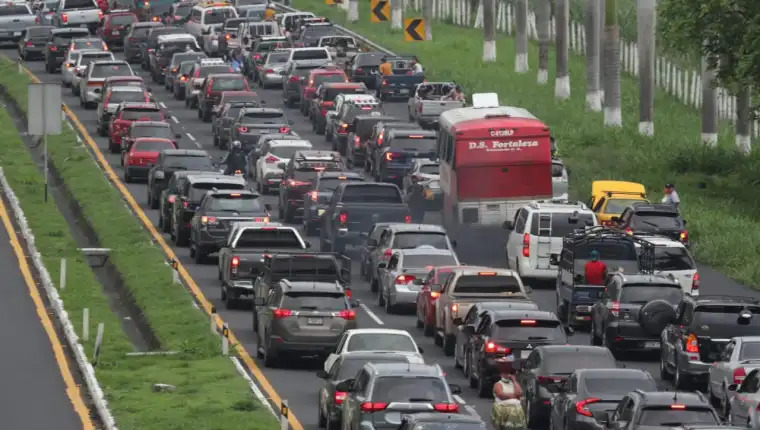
0, 5, 36, 41
376, 74, 424, 100
409, 98, 465, 129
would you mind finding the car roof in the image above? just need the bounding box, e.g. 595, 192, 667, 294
338, 351, 420, 362
574, 368, 653, 380
157, 34, 196, 42
294, 150, 341, 160
367, 362, 442, 377
635, 391, 709, 407
387, 129, 437, 138
131, 121, 169, 127
52, 28, 90, 34
633, 235, 686, 247
208, 73, 245, 79
629, 202, 679, 214
387, 223, 446, 233
120, 102, 159, 109
475, 300, 539, 311
133, 21, 163, 28
109, 86, 145, 93
163, 149, 208, 156
241, 107, 284, 114
170, 170, 213, 179
398, 247, 456, 257
346, 328, 413, 336
449, 267, 519, 277
318, 171, 363, 179
490, 309, 558, 320
231, 221, 284, 229
538, 345, 613, 356
686, 295, 760, 306
523, 199, 591, 212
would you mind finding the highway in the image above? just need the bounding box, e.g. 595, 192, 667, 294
5, 9, 760, 426
0, 182, 93, 429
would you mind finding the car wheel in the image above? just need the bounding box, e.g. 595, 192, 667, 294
370, 276, 379, 293
224, 288, 235, 310
384, 293, 394, 314
659, 347, 673, 381
317, 400, 326, 429
158, 214, 164, 231
443, 334, 455, 356
150, 193, 159, 210
423, 316, 434, 337
476, 367, 491, 398
194, 245, 206, 264
262, 334, 277, 368
123, 169, 132, 183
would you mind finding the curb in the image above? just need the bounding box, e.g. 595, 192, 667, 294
0, 167, 118, 430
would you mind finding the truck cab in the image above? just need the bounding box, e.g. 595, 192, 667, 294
589, 180, 648, 226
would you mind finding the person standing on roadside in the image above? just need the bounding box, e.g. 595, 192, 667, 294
662, 183, 680, 210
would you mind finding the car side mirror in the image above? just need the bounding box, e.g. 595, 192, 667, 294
316, 369, 329, 379
277, 162, 287, 169
565, 326, 575, 336
549, 254, 559, 265
418, 346, 424, 354
452, 317, 463, 326
175, 133, 182, 139
252, 296, 266, 306
335, 379, 354, 392
728, 383, 738, 392
682, 220, 687, 226
502, 220, 513, 230
305, 241, 312, 249
264, 203, 272, 211
377, 262, 387, 269
367, 238, 378, 247
449, 384, 462, 395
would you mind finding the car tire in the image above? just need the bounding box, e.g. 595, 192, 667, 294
123, 169, 132, 183
317, 402, 326, 429
262, 334, 277, 368
466, 354, 477, 388
193, 245, 206, 264
224, 289, 235, 310
423, 317, 434, 337
158, 214, 164, 231
443, 334, 456, 356
315, 122, 325, 135
150, 193, 159, 210
377, 287, 385, 307
659, 347, 673, 381
434, 331, 443, 346
370, 276, 379, 293
590, 321, 602, 346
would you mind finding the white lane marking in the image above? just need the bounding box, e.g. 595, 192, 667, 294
159, 102, 167, 109
453, 395, 466, 404
186, 133, 201, 148
171, 116, 179, 123
359, 303, 384, 325
464, 405, 481, 420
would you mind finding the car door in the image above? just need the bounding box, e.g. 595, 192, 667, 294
732, 370, 760, 423
712, 340, 735, 396
381, 254, 400, 297
455, 305, 479, 363
507, 209, 527, 269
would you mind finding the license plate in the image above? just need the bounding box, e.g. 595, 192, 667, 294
400, 89, 409, 95
113, 31, 120, 35
644, 341, 660, 348
317, 209, 325, 216
521, 350, 531, 359
307, 318, 323, 325
13, 31, 21, 36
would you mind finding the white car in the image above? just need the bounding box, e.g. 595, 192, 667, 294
323, 329, 423, 373
184, 4, 237, 54
70, 49, 114, 96
255, 139, 313, 193
79, 60, 134, 108
708, 336, 760, 412
635, 235, 699, 295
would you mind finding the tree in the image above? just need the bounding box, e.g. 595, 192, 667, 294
514, 0, 528, 73
391, 0, 402, 30
555, 0, 570, 99
637, 0, 655, 135
602, 0, 621, 126
535, 0, 551, 84
584, 0, 601, 111
700, 57, 719, 147
482, 0, 496, 62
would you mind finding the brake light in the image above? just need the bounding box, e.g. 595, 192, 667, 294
395, 274, 416, 284
225, 34, 231, 40
183, 201, 189, 208
385, 152, 393, 161
377, 132, 384, 145
575, 398, 600, 417
179, 76, 187, 82
334, 391, 347, 405
337, 309, 356, 320
451, 303, 458, 313
520, 319, 537, 325
624, 227, 633, 235
34, 16, 39, 24
522, 233, 530, 257
484, 341, 511, 355
171, 67, 178, 74
253, 53, 261, 60
231, 256, 239, 267
404, 215, 412, 223
62, 13, 68, 23
430, 291, 440, 298
102, 92, 111, 105
25, 41, 33, 47
265, 155, 279, 164
337, 123, 348, 134
670, 404, 686, 410
734, 367, 747, 384
200, 216, 217, 225
479, 272, 497, 276
194, 69, 200, 78
310, 191, 318, 202
433, 403, 459, 413
50, 45, 58, 51
355, 67, 363, 73
206, 84, 212, 96
360, 402, 388, 413
264, 68, 274, 73
383, 249, 392, 258
279, 127, 290, 133
353, 135, 361, 147
610, 301, 620, 317
168, 195, 176, 204
273, 308, 292, 319
382, 79, 387, 85
238, 126, 248, 133
685, 333, 700, 355
344, 289, 352, 299
289, 76, 299, 82
691, 272, 700, 292
680, 230, 688, 242
98, 10, 103, 20
417, 104, 422, 113
338, 213, 348, 223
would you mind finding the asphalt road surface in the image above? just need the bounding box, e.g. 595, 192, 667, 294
0, 194, 89, 429
6, 16, 760, 426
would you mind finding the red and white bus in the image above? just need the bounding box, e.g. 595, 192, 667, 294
437, 94, 553, 226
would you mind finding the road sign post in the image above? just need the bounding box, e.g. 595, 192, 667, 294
371, 0, 389, 22
27, 83, 62, 203
404, 18, 425, 41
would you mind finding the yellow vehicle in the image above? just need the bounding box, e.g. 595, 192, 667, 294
589, 180, 648, 225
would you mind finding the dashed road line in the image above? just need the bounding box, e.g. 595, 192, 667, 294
359, 303, 384, 325
159, 102, 167, 109
464, 405, 482, 420
171, 116, 179, 123
186, 133, 201, 148
453, 395, 466, 404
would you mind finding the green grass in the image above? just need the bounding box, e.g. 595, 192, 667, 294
299, 0, 760, 286
0, 59, 277, 429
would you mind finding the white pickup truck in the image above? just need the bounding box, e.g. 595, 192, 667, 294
407, 82, 465, 130
0, 4, 37, 43
50, 0, 102, 32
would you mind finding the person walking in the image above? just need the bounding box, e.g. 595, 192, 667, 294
491, 359, 526, 430
662, 183, 680, 210
406, 176, 426, 223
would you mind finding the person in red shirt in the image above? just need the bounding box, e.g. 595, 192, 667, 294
584, 250, 607, 285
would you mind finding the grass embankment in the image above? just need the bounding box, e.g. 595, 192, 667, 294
0, 59, 276, 429
298, 0, 760, 285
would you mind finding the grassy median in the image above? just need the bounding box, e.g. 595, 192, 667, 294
0, 58, 276, 429
295, 0, 760, 286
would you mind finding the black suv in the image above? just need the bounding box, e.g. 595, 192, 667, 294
44, 28, 89, 73
157, 170, 209, 234
661, 295, 760, 389
372, 129, 437, 186
302, 171, 364, 236
590, 273, 682, 357
345, 114, 397, 170
614, 203, 688, 245
277, 150, 345, 222
146, 149, 215, 209
212, 101, 259, 150
602, 390, 719, 429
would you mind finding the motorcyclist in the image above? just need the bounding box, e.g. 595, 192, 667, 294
221, 140, 248, 176
230, 48, 244, 73
264, 2, 276, 20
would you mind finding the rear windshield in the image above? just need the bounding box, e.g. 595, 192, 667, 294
73, 40, 104, 50
404, 254, 458, 268
419, 164, 439, 175
317, 177, 363, 192
270, 145, 309, 159
54, 31, 89, 43
392, 232, 448, 250
132, 27, 153, 38
583, 376, 655, 396
243, 9, 265, 19
270, 258, 338, 277
530, 213, 595, 237
266, 52, 289, 63
132, 140, 174, 151
325, 87, 364, 100
164, 155, 214, 170
620, 284, 682, 305
543, 351, 614, 374
160, 40, 197, 52
28, 27, 52, 37
573, 243, 637, 261
179, 62, 195, 74
340, 185, 400, 203
740, 342, 760, 360
637, 408, 717, 426
493, 319, 565, 342
121, 109, 162, 120
292, 49, 329, 60
200, 65, 234, 77
225, 18, 246, 29
631, 213, 683, 230
132, 126, 173, 140
371, 377, 448, 403
356, 53, 384, 66
236, 229, 301, 248
692, 306, 760, 336
249, 24, 276, 36
389, 137, 437, 153
174, 4, 192, 16
314, 74, 345, 85
604, 198, 643, 214
211, 78, 246, 91
337, 356, 409, 380
0, 5, 29, 14
80, 53, 114, 66
63, 0, 96, 9
281, 292, 346, 312
302, 26, 334, 39
347, 333, 417, 353
453, 275, 521, 295
243, 111, 284, 120
203, 8, 236, 25
110, 14, 135, 25
190, 182, 244, 201
652, 246, 695, 271
91, 64, 132, 78
293, 166, 343, 182
172, 54, 204, 66
208, 194, 262, 212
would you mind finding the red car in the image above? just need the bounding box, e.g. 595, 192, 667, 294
108, 102, 165, 152
98, 10, 137, 46
122, 138, 177, 182
298, 66, 348, 115
120, 121, 179, 153
415, 265, 463, 336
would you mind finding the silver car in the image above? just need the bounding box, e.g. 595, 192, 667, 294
709, 336, 760, 414
377, 246, 459, 314
79, 60, 134, 109
70, 50, 115, 97
728, 367, 760, 427
257, 50, 289, 88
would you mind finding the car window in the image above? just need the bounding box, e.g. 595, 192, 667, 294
280, 292, 346, 311
371, 377, 448, 403
543, 351, 614, 374
346, 334, 417, 353
132, 126, 172, 139
236, 229, 301, 248
389, 137, 437, 153
403, 254, 457, 268
340, 185, 400, 203
132, 27, 153, 38
604, 199, 643, 214
0, 5, 30, 15
164, 155, 213, 170
270, 145, 309, 159
189, 182, 243, 201
132, 140, 174, 151
80, 53, 114, 66
637, 408, 718, 426
199, 65, 234, 77
391, 232, 448, 250
109, 90, 146, 104
619, 284, 682, 305
312, 74, 345, 86
692, 305, 760, 336
740, 342, 760, 360
292, 49, 329, 60
211, 78, 246, 91
492, 319, 566, 342
453, 275, 521, 295
652, 247, 695, 271
336, 356, 408, 380
91, 63, 132, 78
207, 194, 262, 212
419, 164, 439, 175
203, 8, 235, 24
121, 109, 163, 120
110, 14, 135, 25
317, 177, 363, 192
582, 376, 655, 395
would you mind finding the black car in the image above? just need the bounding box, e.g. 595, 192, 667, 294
345, 52, 384, 89
345, 114, 397, 170
373, 130, 437, 186
228, 107, 293, 152
170, 174, 247, 246
141, 26, 186, 71
188, 189, 271, 263
465, 310, 570, 398
157, 170, 209, 234
277, 150, 345, 222
549, 368, 656, 430
212, 101, 259, 150
590, 273, 682, 357
519, 345, 616, 428
44, 28, 90, 73
151, 38, 201, 83
170, 60, 196, 100
303, 171, 364, 236
614, 203, 688, 245
163, 51, 206, 90
146, 149, 215, 209
602, 390, 719, 429
123, 21, 162, 63
365, 120, 421, 173
316, 352, 419, 429
18, 25, 54, 60
398, 413, 486, 430
331, 100, 384, 156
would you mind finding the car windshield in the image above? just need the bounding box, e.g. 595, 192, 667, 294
544, 351, 614, 374
652, 247, 695, 271
165, 155, 213, 170
604, 199, 644, 214
637, 408, 718, 426
235, 229, 301, 248
91, 64, 132, 78
211, 78, 246, 91
0, 5, 29, 14
189, 182, 244, 201
204, 8, 235, 24
313, 74, 345, 86
132, 27, 153, 38
110, 14, 134, 25
740, 342, 760, 360
243, 8, 266, 19
270, 145, 310, 159
582, 376, 655, 395
224, 19, 246, 29
347, 334, 417, 353
266, 52, 289, 63
631, 213, 683, 230
340, 185, 400, 203
692, 306, 760, 337
389, 137, 437, 153
317, 177, 363, 192
453, 275, 521, 295
207, 195, 262, 212
325, 87, 364, 100
132, 140, 174, 151
73, 40, 103, 50
109, 90, 145, 104
419, 165, 439, 175
530, 213, 595, 237
54, 32, 89, 43
121, 109, 162, 120
493, 319, 566, 342
63, 0, 95, 9
403, 254, 457, 268
281, 292, 346, 312
372, 377, 448, 403
356, 53, 384, 66
174, 5, 192, 16
200, 65, 233, 77
28, 27, 53, 38
619, 284, 682, 305
336, 356, 409, 380
132, 126, 172, 139
392, 232, 449, 250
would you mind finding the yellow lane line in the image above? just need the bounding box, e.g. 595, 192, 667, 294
0, 189, 95, 429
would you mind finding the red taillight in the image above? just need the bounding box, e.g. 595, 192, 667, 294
253, 53, 261, 60
231, 256, 240, 267
537, 375, 566, 384
610, 301, 620, 317
337, 123, 348, 134
25, 41, 33, 46
168, 195, 176, 203
183, 201, 189, 208
430, 291, 440, 299
98, 10, 103, 20
179, 76, 187, 82
310, 191, 318, 202
382, 79, 387, 85
377, 132, 384, 145
383, 249, 392, 258
404, 215, 412, 223
200, 216, 217, 225
194, 69, 200, 78
102, 93, 111, 105
344, 289, 352, 299
50, 45, 58, 51
353, 135, 361, 147
360, 402, 388, 413
265, 155, 279, 164
624, 227, 633, 235
355, 67, 363, 73
62, 13, 68, 23
279, 127, 290, 133
385, 152, 393, 161
337, 309, 356, 320
484, 341, 511, 355
685, 333, 699, 353
522, 233, 530, 257
264, 68, 274, 73
691, 272, 700, 292
734, 367, 747, 384
451, 303, 458, 313
334, 391, 347, 405
575, 398, 600, 417
338, 213, 348, 224
273, 308, 292, 319
680, 230, 688, 242
433, 403, 459, 413
34, 16, 39, 24
206, 84, 213, 96
238, 126, 248, 133
289, 76, 299, 82
225, 33, 231, 40
395, 274, 416, 284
